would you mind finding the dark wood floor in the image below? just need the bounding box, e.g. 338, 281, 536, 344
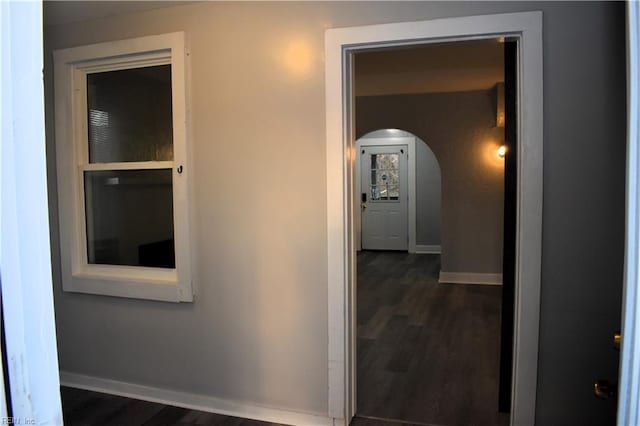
61, 386, 283, 426
356, 251, 509, 426
61, 387, 401, 426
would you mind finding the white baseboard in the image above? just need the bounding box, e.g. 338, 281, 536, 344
414, 244, 441, 254
438, 271, 503, 285
59, 371, 334, 426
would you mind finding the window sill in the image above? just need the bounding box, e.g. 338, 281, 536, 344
66, 267, 192, 303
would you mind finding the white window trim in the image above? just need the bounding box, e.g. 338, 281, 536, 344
53, 32, 193, 302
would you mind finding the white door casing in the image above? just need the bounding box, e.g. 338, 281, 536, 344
325, 11, 543, 426
0, 0, 63, 422
360, 145, 408, 250
619, 2, 640, 425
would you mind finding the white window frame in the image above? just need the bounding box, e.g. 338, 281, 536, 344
53, 32, 193, 302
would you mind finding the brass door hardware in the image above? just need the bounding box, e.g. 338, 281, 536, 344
593, 333, 621, 400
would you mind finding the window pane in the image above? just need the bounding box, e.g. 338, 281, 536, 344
84, 169, 175, 268
87, 65, 173, 163
372, 153, 399, 171
387, 185, 400, 199
370, 185, 381, 201
370, 153, 400, 202
374, 169, 399, 187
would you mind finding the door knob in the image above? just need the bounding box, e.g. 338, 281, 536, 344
614, 333, 621, 350
594, 380, 616, 399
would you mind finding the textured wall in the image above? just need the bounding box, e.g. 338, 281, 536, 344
357, 90, 505, 274
44, 2, 626, 424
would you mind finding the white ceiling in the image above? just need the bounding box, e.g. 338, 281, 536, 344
43, 1, 194, 27
355, 39, 505, 96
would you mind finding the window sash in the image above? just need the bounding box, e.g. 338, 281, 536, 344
82, 161, 174, 171
54, 32, 192, 302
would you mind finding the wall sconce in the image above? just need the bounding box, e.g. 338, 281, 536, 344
497, 145, 507, 158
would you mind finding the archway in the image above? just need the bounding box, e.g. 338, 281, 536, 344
356, 128, 442, 254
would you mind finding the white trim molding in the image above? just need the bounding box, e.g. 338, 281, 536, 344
439, 271, 503, 286
415, 244, 442, 254
618, 2, 640, 425
60, 372, 335, 426
325, 11, 543, 426
1, 0, 63, 421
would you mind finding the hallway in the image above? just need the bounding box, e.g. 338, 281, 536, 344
356, 251, 509, 426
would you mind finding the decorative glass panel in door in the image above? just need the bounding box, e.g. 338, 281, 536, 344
369, 153, 400, 201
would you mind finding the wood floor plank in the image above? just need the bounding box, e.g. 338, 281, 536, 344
101, 399, 165, 425
350, 415, 435, 426
356, 251, 508, 426
142, 405, 190, 425
60, 387, 285, 426
64, 392, 130, 425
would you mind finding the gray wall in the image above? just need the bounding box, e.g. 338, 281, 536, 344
357, 90, 505, 274
44, 2, 626, 424
359, 129, 442, 248
415, 137, 442, 247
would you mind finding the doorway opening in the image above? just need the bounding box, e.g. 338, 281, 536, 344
353, 39, 512, 426
324, 11, 543, 426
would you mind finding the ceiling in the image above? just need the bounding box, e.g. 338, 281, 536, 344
355, 39, 505, 96
43, 1, 194, 27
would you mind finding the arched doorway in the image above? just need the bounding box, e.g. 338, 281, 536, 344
356, 128, 441, 254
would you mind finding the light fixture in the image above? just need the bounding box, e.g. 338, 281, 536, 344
497, 145, 507, 158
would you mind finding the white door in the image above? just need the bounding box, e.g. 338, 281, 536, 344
360, 145, 408, 250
